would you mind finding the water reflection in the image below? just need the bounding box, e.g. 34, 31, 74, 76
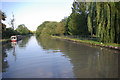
3, 36, 74, 78
11, 42, 17, 61
2, 36, 31, 73
2, 42, 12, 72
2, 36, 120, 78
19, 36, 31, 47
36, 36, 119, 78
11, 42, 17, 47
36, 36, 59, 50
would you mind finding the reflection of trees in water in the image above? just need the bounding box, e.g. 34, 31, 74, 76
36, 36, 62, 50
11, 42, 17, 61
2, 36, 31, 72
2, 42, 12, 72
19, 36, 31, 47
68, 46, 119, 78
91, 49, 119, 78
2, 49, 8, 72
36, 36, 119, 78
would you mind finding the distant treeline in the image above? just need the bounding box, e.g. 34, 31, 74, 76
36, 1, 120, 44
2, 24, 33, 39
0, 10, 33, 39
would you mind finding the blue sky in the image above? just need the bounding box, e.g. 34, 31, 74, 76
1, 0, 73, 31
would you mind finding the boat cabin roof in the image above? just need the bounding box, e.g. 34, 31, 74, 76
11, 36, 17, 38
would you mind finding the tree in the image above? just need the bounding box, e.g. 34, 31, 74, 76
0, 10, 7, 31
16, 24, 30, 35
0, 10, 7, 39
87, 2, 97, 35
36, 21, 50, 36
87, 2, 120, 43
36, 21, 58, 36
10, 13, 15, 30
56, 18, 67, 35
41, 22, 58, 36
67, 1, 88, 35
36, 1, 120, 44
0, 10, 6, 21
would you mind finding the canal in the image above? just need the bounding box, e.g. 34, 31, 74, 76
2, 36, 119, 78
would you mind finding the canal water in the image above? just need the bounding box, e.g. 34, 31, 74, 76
2, 36, 119, 78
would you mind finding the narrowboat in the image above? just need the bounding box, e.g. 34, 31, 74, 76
11, 36, 17, 42
11, 35, 22, 42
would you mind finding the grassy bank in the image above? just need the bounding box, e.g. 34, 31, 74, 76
52, 36, 120, 50
0, 39, 10, 43
0, 34, 33, 43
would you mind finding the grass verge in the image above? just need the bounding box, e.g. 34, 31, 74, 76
52, 36, 120, 50
0, 39, 10, 43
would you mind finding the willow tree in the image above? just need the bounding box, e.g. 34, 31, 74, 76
87, 2, 120, 43
87, 2, 97, 36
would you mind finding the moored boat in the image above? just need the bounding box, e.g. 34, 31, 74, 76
10, 35, 22, 42
11, 36, 17, 42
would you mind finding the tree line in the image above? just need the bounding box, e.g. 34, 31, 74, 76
36, 1, 120, 44
0, 10, 33, 39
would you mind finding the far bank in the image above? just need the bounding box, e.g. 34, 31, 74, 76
0, 34, 33, 44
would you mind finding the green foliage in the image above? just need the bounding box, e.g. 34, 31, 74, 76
36, 21, 50, 36
32, 31, 36, 34
87, 2, 97, 35
36, 21, 58, 37
68, 13, 87, 35
0, 10, 33, 39
2, 28, 19, 39
67, 1, 88, 35
65, 16, 71, 35
0, 10, 7, 38
0, 10, 17, 39
88, 14, 92, 35
56, 18, 67, 35
88, 2, 120, 43
0, 10, 6, 21
16, 24, 31, 35
36, 1, 120, 44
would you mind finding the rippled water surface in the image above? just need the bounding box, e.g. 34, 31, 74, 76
2, 36, 119, 78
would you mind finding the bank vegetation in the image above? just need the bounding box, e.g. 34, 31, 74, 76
36, 1, 120, 49
0, 10, 33, 42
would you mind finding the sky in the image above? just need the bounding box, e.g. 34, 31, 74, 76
1, 0, 74, 31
